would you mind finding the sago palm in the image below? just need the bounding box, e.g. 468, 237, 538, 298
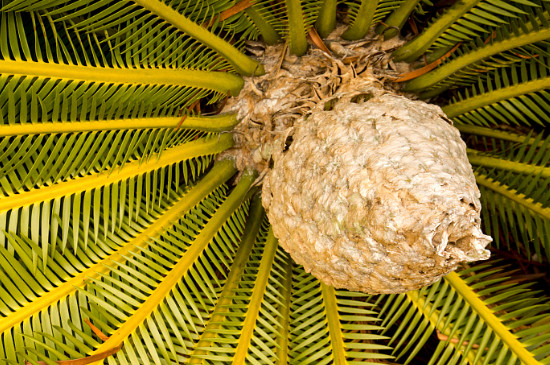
0, 0, 549, 364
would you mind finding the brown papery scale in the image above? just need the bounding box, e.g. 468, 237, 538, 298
221, 29, 492, 294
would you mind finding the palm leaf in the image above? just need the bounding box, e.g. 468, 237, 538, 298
1, 1, 550, 364
455, 126, 550, 262
443, 57, 550, 127
379, 260, 550, 364
403, 5, 550, 96
0, 161, 236, 355
1, 0, 263, 76
5, 164, 253, 364
288, 267, 390, 364
393, 0, 545, 62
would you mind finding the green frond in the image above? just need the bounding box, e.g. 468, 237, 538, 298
456, 126, 550, 261
477, 173, 550, 262
404, 7, 550, 96
443, 57, 550, 127
0, 134, 232, 263
393, 0, 546, 62
9, 166, 254, 364
289, 266, 390, 364
379, 260, 550, 364
0, 9, 244, 125
343, 0, 405, 40
2, 0, 263, 76
0, 159, 238, 362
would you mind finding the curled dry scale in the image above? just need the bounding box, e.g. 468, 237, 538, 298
222, 30, 492, 294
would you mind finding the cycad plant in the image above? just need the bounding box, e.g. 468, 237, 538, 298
0, 0, 549, 364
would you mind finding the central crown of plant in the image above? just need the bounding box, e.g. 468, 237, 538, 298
222, 30, 492, 294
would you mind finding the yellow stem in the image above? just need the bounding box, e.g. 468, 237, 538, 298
0, 134, 233, 213
321, 283, 347, 364
232, 227, 278, 364
475, 173, 550, 219
0, 60, 243, 96
88, 169, 255, 364
188, 197, 265, 363
0, 159, 236, 334
0, 114, 239, 137
445, 272, 540, 365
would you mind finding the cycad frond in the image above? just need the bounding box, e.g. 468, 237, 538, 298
1, 0, 263, 76
458, 126, 550, 261
380, 260, 550, 365
289, 267, 391, 364
403, 6, 550, 96
7, 164, 253, 364
443, 57, 550, 127
0, 134, 232, 264
0, 159, 238, 362
393, 0, 546, 62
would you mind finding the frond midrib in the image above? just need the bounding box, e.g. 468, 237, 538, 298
0, 60, 244, 96
0, 159, 236, 335
475, 173, 550, 220
0, 134, 233, 212
445, 272, 541, 365
0, 114, 239, 136
443, 77, 550, 118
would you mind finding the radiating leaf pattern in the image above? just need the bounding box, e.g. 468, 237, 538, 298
443, 57, 550, 127
379, 262, 550, 365
1, 0, 550, 364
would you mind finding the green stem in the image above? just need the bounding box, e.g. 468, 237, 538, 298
445, 272, 541, 365
393, 0, 482, 62
443, 77, 550, 118
188, 196, 265, 364
468, 150, 550, 178
404, 27, 550, 92
132, 0, 264, 76
232, 227, 279, 363
342, 0, 380, 40
0, 60, 244, 96
376, 0, 421, 39
315, 0, 337, 38
246, 6, 281, 45
0, 114, 239, 137
275, 254, 293, 365
321, 283, 347, 364
285, 0, 308, 55
0, 159, 236, 335
456, 125, 537, 144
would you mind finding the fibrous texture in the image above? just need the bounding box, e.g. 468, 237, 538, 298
262, 94, 492, 293
224, 32, 491, 294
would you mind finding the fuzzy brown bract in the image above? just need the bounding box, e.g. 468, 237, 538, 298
262, 94, 492, 294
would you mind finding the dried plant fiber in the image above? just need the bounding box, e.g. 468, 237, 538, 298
262, 94, 491, 293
